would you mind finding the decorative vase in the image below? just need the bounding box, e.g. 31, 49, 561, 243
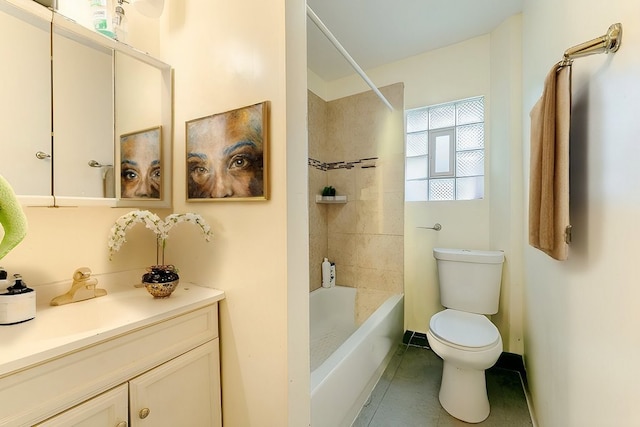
142, 265, 179, 298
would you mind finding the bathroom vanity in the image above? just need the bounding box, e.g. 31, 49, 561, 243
0, 283, 224, 426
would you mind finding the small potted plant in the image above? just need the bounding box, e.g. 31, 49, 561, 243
321, 186, 336, 200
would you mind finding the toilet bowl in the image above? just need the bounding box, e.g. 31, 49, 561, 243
428, 248, 505, 423
427, 309, 502, 423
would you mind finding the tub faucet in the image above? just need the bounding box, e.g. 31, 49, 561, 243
50, 267, 107, 306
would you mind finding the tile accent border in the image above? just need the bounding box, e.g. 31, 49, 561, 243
308, 157, 378, 171
308, 158, 326, 171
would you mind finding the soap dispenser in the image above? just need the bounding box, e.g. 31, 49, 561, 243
0, 274, 36, 325
0, 267, 8, 293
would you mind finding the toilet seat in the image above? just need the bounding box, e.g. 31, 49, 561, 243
429, 309, 500, 351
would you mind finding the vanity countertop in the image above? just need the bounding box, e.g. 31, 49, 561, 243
0, 283, 225, 377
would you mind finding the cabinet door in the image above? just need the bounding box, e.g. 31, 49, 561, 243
52, 27, 114, 200
36, 384, 128, 427
129, 340, 221, 427
0, 2, 52, 197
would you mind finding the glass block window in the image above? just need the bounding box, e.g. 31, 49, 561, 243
405, 97, 485, 201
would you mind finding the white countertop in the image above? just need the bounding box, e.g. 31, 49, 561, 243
0, 282, 225, 377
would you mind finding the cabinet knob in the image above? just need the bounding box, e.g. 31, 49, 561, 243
35, 151, 51, 160
116, 422, 127, 427
139, 407, 150, 419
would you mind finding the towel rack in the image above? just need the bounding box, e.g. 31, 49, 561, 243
560, 23, 622, 66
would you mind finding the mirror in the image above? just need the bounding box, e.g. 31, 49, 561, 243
115, 52, 164, 200
52, 22, 115, 202
52, 13, 172, 207
0, 2, 52, 205
0, 2, 172, 207
113, 44, 172, 207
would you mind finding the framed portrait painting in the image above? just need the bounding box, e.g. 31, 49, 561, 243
120, 126, 162, 199
186, 101, 269, 201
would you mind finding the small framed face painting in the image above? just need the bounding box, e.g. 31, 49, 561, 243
186, 101, 269, 201
120, 126, 162, 199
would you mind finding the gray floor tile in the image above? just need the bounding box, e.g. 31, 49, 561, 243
354, 345, 533, 427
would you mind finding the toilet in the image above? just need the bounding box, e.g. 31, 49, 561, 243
426, 248, 505, 423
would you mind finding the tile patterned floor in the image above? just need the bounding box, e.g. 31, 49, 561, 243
353, 343, 534, 427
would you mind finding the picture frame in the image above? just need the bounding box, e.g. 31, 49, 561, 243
185, 101, 269, 201
120, 126, 162, 200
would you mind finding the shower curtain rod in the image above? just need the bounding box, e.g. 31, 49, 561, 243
560, 23, 622, 66
306, 5, 394, 111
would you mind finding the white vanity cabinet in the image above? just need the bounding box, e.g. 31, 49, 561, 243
36, 384, 129, 427
0, 285, 224, 427
129, 340, 220, 426
37, 340, 220, 427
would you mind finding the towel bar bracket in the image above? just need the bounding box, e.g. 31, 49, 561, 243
562, 23, 622, 64
418, 223, 442, 231
565, 225, 572, 244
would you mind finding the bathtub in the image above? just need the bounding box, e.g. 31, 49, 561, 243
310, 286, 404, 427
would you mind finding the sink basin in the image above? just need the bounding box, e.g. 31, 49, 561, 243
0, 282, 224, 376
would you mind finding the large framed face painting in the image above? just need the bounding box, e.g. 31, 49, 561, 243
186, 101, 269, 201
120, 126, 162, 199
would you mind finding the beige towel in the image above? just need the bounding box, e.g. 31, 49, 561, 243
529, 63, 572, 261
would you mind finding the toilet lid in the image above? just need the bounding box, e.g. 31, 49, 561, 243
429, 309, 500, 349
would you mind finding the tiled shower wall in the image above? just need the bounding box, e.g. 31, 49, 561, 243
308, 90, 329, 291
308, 83, 405, 323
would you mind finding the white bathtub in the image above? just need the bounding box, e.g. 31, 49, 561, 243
310, 286, 404, 427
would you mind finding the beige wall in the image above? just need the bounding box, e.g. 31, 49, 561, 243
523, 0, 640, 425
5, 0, 310, 426
307, 84, 405, 323
157, 1, 308, 425
489, 15, 524, 354
1, 207, 164, 285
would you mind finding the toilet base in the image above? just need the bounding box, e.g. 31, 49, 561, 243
439, 361, 490, 423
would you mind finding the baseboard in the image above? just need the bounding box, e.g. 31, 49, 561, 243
494, 351, 528, 387
403, 329, 528, 386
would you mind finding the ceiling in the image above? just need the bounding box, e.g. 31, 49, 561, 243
307, 0, 523, 82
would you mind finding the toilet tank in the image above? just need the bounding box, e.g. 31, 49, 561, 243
433, 248, 504, 315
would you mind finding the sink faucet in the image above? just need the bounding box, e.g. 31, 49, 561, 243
50, 267, 107, 306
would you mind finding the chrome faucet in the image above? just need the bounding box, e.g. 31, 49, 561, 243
50, 267, 107, 306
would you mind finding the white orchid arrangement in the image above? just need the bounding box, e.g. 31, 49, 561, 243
108, 210, 213, 264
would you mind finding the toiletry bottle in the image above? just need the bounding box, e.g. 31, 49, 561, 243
113, 3, 128, 42
322, 258, 331, 288
89, 0, 115, 38
329, 262, 336, 287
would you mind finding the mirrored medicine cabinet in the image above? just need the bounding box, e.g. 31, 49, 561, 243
0, 0, 173, 208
